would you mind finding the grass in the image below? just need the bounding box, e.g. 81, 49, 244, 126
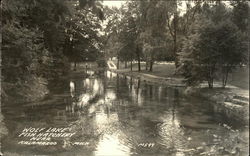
71, 60, 248, 90
116, 61, 249, 90
227, 66, 249, 89
117, 62, 178, 78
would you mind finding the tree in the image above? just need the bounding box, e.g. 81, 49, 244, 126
178, 2, 247, 88
138, 0, 168, 71
165, 1, 179, 67
103, 2, 140, 71
2, 0, 104, 102
231, 1, 249, 33
117, 3, 138, 71
104, 1, 172, 72
216, 20, 247, 87
63, 2, 103, 70
127, 1, 143, 71
231, 1, 249, 64
103, 6, 122, 68
178, 32, 203, 86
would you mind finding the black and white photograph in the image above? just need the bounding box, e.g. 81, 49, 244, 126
0, 0, 249, 155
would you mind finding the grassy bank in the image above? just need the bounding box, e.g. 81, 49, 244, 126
115, 61, 249, 90
111, 61, 249, 124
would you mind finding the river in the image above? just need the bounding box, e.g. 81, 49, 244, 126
1, 70, 249, 156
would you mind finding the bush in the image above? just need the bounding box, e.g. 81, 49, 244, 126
97, 59, 107, 67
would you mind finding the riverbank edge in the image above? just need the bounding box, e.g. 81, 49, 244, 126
110, 69, 249, 124
1, 77, 49, 106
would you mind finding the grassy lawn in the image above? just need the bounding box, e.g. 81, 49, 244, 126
228, 66, 249, 89
116, 61, 248, 89
117, 61, 178, 78
139, 63, 177, 78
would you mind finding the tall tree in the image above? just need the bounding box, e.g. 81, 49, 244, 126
63, 2, 103, 70
178, 2, 247, 88
138, 0, 168, 71
2, 0, 104, 103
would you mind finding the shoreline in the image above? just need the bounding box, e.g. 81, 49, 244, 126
112, 69, 185, 87
110, 69, 249, 124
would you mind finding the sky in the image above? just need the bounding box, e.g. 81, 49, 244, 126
102, 0, 188, 15
102, 1, 125, 8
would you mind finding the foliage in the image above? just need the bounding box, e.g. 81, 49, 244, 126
96, 58, 107, 68
63, 1, 103, 65
2, 0, 104, 103
178, 2, 247, 88
231, 1, 249, 33
103, 2, 140, 70
103, 6, 121, 59
138, 1, 170, 71
118, 3, 137, 62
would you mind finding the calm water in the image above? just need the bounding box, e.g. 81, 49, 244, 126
1, 70, 249, 156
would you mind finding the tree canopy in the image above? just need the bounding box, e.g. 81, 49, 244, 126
2, 0, 104, 103
103, 1, 249, 88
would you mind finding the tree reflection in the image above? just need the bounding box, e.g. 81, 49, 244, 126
47, 78, 70, 94
2, 70, 247, 156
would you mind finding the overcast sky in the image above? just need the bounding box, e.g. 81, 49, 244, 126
102, 1, 125, 8
102, 1, 188, 15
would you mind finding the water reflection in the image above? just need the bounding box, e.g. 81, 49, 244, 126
1, 70, 248, 156
70, 81, 75, 97
47, 77, 70, 94
107, 70, 117, 79
95, 134, 130, 156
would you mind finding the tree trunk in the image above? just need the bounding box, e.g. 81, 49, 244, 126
149, 60, 153, 72
208, 79, 213, 89
222, 67, 229, 88
138, 57, 141, 72
125, 61, 127, 68
146, 61, 148, 71
173, 14, 178, 68
74, 61, 77, 71
167, 1, 178, 68
117, 57, 120, 69
207, 74, 214, 89
207, 64, 215, 89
